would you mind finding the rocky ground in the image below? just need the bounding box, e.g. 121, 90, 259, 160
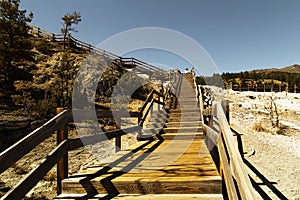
226, 90, 300, 200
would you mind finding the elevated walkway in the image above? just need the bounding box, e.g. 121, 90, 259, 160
55, 74, 222, 199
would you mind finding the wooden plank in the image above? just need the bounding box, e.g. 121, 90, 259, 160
216, 104, 255, 199
202, 124, 219, 150
68, 126, 141, 150
71, 110, 141, 120
115, 117, 121, 152
198, 86, 205, 123
56, 108, 69, 195
56, 193, 223, 200
139, 90, 154, 114
0, 110, 70, 174
202, 107, 212, 116
1, 140, 69, 200
139, 99, 154, 127
152, 90, 165, 98
218, 136, 239, 200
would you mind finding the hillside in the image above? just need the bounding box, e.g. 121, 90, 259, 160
281, 64, 300, 73
0, 26, 157, 153
251, 64, 300, 74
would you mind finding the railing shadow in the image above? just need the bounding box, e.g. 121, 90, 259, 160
231, 128, 288, 200
60, 136, 164, 199
99, 135, 164, 199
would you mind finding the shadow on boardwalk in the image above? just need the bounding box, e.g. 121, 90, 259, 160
58, 136, 164, 199
232, 128, 288, 200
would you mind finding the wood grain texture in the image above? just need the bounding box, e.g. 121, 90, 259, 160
1, 140, 69, 200
0, 110, 70, 174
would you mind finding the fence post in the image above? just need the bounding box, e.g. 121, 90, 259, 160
221, 100, 230, 124
115, 117, 121, 152
137, 106, 142, 140
56, 108, 68, 195
37, 28, 40, 38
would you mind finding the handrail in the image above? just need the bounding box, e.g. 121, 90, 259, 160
28, 24, 168, 75
137, 71, 178, 139
138, 89, 165, 116
1, 140, 69, 200
216, 103, 255, 199
0, 110, 71, 174
68, 126, 141, 150
0, 109, 144, 199
137, 89, 166, 133
191, 68, 256, 200
121, 57, 164, 74
29, 25, 121, 61
139, 98, 165, 127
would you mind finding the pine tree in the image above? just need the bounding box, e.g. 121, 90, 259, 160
0, 0, 33, 90
58, 11, 81, 106
61, 11, 81, 49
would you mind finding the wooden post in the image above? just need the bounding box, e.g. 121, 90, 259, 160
221, 100, 230, 125
56, 108, 68, 195
157, 94, 161, 111
115, 117, 121, 152
137, 106, 142, 140
271, 83, 273, 92
37, 28, 40, 38
279, 83, 281, 92
207, 115, 212, 127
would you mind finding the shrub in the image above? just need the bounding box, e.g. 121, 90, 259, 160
35, 38, 53, 55
252, 122, 267, 132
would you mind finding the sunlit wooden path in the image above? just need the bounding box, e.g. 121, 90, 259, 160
55, 74, 222, 199
0, 26, 257, 200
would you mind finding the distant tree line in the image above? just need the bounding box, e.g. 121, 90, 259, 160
197, 70, 300, 92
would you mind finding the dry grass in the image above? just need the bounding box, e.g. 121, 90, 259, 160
13, 164, 28, 175
252, 122, 268, 132
273, 125, 289, 135
43, 170, 56, 182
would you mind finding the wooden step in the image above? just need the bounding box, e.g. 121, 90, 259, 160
168, 112, 201, 117
60, 134, 221, 196
143, 126, 203, 134
166, 109, 199, 113
149, 112, 201, 120
156, 132, 204, 140
55, 193, 223, 199
166, 117, 201, 122
147, 121, 201, 128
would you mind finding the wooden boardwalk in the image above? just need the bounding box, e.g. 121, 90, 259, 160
56, 74, 222, 199
0, 25, 258, 200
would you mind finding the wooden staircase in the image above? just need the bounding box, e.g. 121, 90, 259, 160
55, 74, 222, 199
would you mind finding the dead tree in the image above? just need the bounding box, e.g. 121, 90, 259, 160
264, 96, 279, 127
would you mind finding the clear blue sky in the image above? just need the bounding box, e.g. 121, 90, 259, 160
21, 0, 300, 74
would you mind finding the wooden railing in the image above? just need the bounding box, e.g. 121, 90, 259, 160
0, 109, 141, 199
0, 70, 179, 199
191, 69, 256, 200
29, 25, 121, 60
120, 57, 165, 75
29, 25, 167, 77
